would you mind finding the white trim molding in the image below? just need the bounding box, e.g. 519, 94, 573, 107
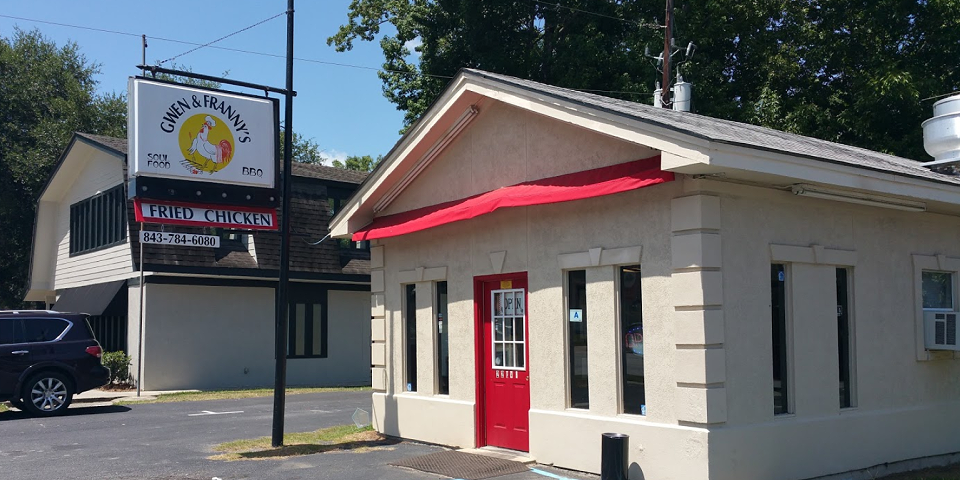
770, 244, 858, 266
558, 245, 642, 270
398, 266, 448, 284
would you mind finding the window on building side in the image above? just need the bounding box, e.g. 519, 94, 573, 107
436, 281, 449, 395
922, 271, 953, 310
771, 264, 791, 415
404, 284, 418, 392
836, 268, 855, 409
620, 265, 645, 415
69, 184, 126, 255
567, 270, 589, 409
287, 303, 326, 358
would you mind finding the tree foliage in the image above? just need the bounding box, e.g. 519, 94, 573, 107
330, 0, 960, 161
333, 154, 382, 172
279, 130, 328, 164
0, 28, 126, 308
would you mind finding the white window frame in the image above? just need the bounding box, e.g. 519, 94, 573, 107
912, 255, 960, 361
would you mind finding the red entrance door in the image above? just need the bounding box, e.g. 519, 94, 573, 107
476, 274, 530, 452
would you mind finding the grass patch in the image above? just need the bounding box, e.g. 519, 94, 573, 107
877, 464, 960, 480
116, 386, 370, 405
0, 403, 7, 413
209, 424, 395, 461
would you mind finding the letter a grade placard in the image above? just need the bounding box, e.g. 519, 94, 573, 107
128, 77, 280, 230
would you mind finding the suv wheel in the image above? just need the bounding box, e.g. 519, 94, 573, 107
22, 372, 73, 416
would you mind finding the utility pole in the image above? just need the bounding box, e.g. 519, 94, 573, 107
660, 0, 674, 108
272, 0, 294, 449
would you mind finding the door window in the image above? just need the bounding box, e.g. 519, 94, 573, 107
492, 289, 525, 370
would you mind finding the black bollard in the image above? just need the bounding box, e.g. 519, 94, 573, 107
600, 432, 629, 480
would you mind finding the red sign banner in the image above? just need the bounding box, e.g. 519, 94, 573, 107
134, 199, 278, 230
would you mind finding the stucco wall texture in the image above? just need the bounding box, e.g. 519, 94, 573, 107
367, 100, 960, 480
133, 284, 370, 391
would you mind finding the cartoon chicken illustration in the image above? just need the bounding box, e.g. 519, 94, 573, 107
187, 115, 233, 164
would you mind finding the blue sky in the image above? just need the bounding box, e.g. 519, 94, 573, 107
0, 0, 411, 163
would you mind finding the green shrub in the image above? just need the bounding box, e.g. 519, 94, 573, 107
102, 351, 132, 385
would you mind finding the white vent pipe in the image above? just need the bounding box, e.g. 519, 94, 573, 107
923, 94, 960, 167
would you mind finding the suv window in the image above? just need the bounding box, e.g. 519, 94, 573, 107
22, 318, 70, 343
0, 318, 22, 345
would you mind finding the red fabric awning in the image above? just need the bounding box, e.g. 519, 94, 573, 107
353, 155, 673, 241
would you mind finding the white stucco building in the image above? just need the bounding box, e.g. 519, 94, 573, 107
26, 133, 372, 390
330, 70, 960, 480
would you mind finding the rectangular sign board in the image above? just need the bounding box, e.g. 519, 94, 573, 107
134, 199, 278, 230
128, 78, 278, 189
140, 231, 221, 248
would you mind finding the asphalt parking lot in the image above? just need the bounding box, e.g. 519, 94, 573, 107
0, 391, 596, 480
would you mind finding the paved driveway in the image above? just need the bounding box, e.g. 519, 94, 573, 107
0, 391, 594, 480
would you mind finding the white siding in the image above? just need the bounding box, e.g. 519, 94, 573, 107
137, 283, 371, 390
53, 150, 132, 290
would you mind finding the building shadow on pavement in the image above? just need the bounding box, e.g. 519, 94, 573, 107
0, 404, 131, 421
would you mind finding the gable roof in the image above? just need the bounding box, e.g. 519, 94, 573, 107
330, 68, 960, 237
464, 69, 956, 187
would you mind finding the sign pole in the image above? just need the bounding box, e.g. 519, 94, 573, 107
272, 0, 294, 448
136, 223, 145, 397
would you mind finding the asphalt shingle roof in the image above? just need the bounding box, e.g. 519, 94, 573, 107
463, 69, 960, 187
292, 162, 369, 184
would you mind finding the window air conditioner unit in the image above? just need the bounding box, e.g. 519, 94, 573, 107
924, 311, 960, 351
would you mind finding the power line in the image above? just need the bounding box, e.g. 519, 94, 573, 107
0, 13, 453, 80
530, 0, 663, 29
158, 11, 286, 65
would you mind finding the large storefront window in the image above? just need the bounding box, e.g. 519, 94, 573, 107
620, 265, 644, 415
567, 270, 588, 409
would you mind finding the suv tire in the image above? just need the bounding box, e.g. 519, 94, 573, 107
22, 372, 73, 416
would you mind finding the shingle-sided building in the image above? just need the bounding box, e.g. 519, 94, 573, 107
330, 70, 960, 480
26, 133, 372, 390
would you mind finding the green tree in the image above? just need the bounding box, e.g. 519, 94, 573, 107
330, 0, 960, 161
279, 130, 328, 164
0, 28, 126, 308
333, 154, 381, 172
149, 62, 226, 90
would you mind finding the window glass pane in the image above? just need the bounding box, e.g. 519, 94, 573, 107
837, 268, 853, 408
295, 304, 305, 356
405, 284, 417, 392
771, 264, 790, 415
922, 271, 953, 309
494, 317, 504, 341
23, 318, 68, 343
515, 317, 524, 341
504, 318, 514, 341
620, 265, 645, 415
312, 304, 323, 356
568, 270, 589, 409
436, 282, 449, 395
516, 344, 524, 368
0, 319, 17, 345
494, 343, 505, 367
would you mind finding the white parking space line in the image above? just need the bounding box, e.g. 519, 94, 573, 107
187, 410, 244, 416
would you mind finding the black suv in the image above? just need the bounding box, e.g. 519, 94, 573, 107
0, 311, 110, 416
